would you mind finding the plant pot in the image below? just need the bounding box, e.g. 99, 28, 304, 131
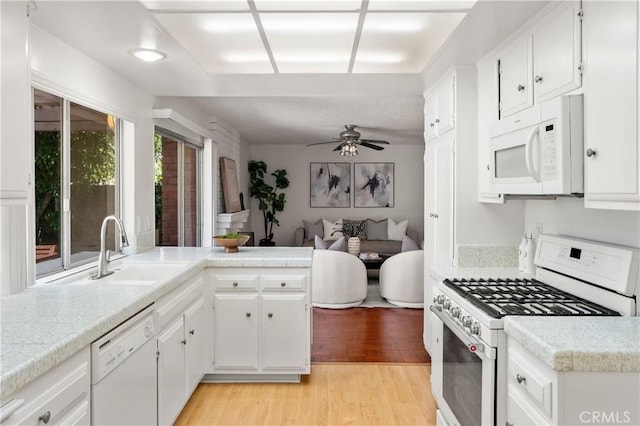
258, 240, 276, 247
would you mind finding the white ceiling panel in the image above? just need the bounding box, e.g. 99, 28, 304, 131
253, 0, 361, 11
367, 0, 476, 11
141, 1, 251, 12
353, 12, 465, 73
152, 13, 273, 73
261, 13, 359, 73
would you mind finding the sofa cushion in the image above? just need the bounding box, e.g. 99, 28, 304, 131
401, 235, 420, 252
388, 218, 408, 241
342, 219, 367, 239
303, 219, 324, 239
315, 235, 346, 251
322, 218, 344, 241
366, 218, 388, 240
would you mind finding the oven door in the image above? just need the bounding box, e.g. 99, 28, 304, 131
430, 306, 496, 426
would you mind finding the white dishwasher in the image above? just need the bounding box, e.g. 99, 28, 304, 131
91, 305, 157, 425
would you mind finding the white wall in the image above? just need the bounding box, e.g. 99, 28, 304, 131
524, 198, 640, 248
249, 143, 424, 246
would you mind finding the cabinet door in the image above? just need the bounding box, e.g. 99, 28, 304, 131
261, 294, 308, 371
424, 93, 438, 142
158, 316, 186, 426
436, 73, 455, 136
499, 35, 533, 118
583, 0, 639, 208
184, 298, 205, 398
533, 1, 582, 103
213, 294, 259, 370
425, 135, 454, 273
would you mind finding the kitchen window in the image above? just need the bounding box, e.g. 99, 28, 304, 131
34, 88, 121, 276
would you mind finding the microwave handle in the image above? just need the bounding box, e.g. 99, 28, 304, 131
525, 126, 540, 182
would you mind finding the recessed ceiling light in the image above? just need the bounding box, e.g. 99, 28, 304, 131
130, 49, 166, 62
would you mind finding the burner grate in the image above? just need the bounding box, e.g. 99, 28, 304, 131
443, 278, 621, 319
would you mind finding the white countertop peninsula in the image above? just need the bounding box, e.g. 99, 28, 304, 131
0, 246, 313, 400
504, 316, 640, 372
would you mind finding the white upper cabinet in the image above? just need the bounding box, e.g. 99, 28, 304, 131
498, 35, 534, 118
532, 2, 582, 103
425, 73, 455, 142
498, 1, 582, 119
583, 0, 639, 210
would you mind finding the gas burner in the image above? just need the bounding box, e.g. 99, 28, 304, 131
443, 278, 621, 318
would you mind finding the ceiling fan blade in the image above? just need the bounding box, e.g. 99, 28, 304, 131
306, 139, 342, 146
333, 142, 346, 151
359, 141, 385, 151
359, 139, 390, 144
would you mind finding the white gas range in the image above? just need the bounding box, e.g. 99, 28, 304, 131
429, 234, 639, 426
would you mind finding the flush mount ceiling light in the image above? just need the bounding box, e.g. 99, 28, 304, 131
130, 49, 166, 62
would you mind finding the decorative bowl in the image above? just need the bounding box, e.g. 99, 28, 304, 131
213, 235, 250, 253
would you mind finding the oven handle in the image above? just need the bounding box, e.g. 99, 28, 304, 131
430, 305, 496, 360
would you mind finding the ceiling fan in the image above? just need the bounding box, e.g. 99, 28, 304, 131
306, 125, 390, 156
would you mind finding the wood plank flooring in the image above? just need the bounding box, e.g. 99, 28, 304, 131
311, 307, 430, 363
176, 305, 434, 425
175, 364, 437, 425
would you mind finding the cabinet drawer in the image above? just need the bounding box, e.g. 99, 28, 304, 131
506, 389, 552, 426
213, 274, 259, 291
3, 348, 90, 426
508, 349, 553, 417
260, 274, 306, 291
156, 273, 203, 330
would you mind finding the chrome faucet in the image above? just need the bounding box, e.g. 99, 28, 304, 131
91, 215, 129, 280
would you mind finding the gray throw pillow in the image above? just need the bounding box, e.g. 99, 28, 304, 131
366, 218, 388, 240
315, 235, 346, 251
401, 235, 420, 252
342, 219, 367, 239
303, 219, 324, 240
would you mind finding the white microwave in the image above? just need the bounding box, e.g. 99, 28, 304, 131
489, 95, 584, 196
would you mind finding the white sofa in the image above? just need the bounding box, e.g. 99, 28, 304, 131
312, 250, 367, 309
379, 250, 424, 308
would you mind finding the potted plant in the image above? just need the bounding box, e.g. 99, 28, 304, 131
248, 160, 289, 246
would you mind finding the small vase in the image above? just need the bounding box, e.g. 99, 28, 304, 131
347, 237, 360, 255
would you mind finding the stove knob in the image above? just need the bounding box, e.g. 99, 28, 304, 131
462, 316, 472, 328
450, 306, 461, 318
443, 298, 451, 310
470, 322, 481, 335
436, 295, 445, 305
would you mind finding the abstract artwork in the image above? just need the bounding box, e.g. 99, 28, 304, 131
354, 162, 394, 208
310, 162, 350, 207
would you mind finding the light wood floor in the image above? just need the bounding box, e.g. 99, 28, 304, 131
175, 363, 437, 425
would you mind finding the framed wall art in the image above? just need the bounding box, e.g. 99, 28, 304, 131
354, 162, 394, 208
310, 162, 351, 208
219, 157, 242, 213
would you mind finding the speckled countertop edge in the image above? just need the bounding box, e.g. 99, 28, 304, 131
0, 246, 314, 400
504, 316, 640, 372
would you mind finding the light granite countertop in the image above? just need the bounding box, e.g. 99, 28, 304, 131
0, 246, 313, 401
504, 316, 640, 372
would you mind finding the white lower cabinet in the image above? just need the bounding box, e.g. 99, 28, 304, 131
156, 273, 205, 425
209, 268, 311, 380
1, 347, 90, 426
505, 337, 640, 425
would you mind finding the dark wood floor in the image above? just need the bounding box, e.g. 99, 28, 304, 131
311, 307, 431, 364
